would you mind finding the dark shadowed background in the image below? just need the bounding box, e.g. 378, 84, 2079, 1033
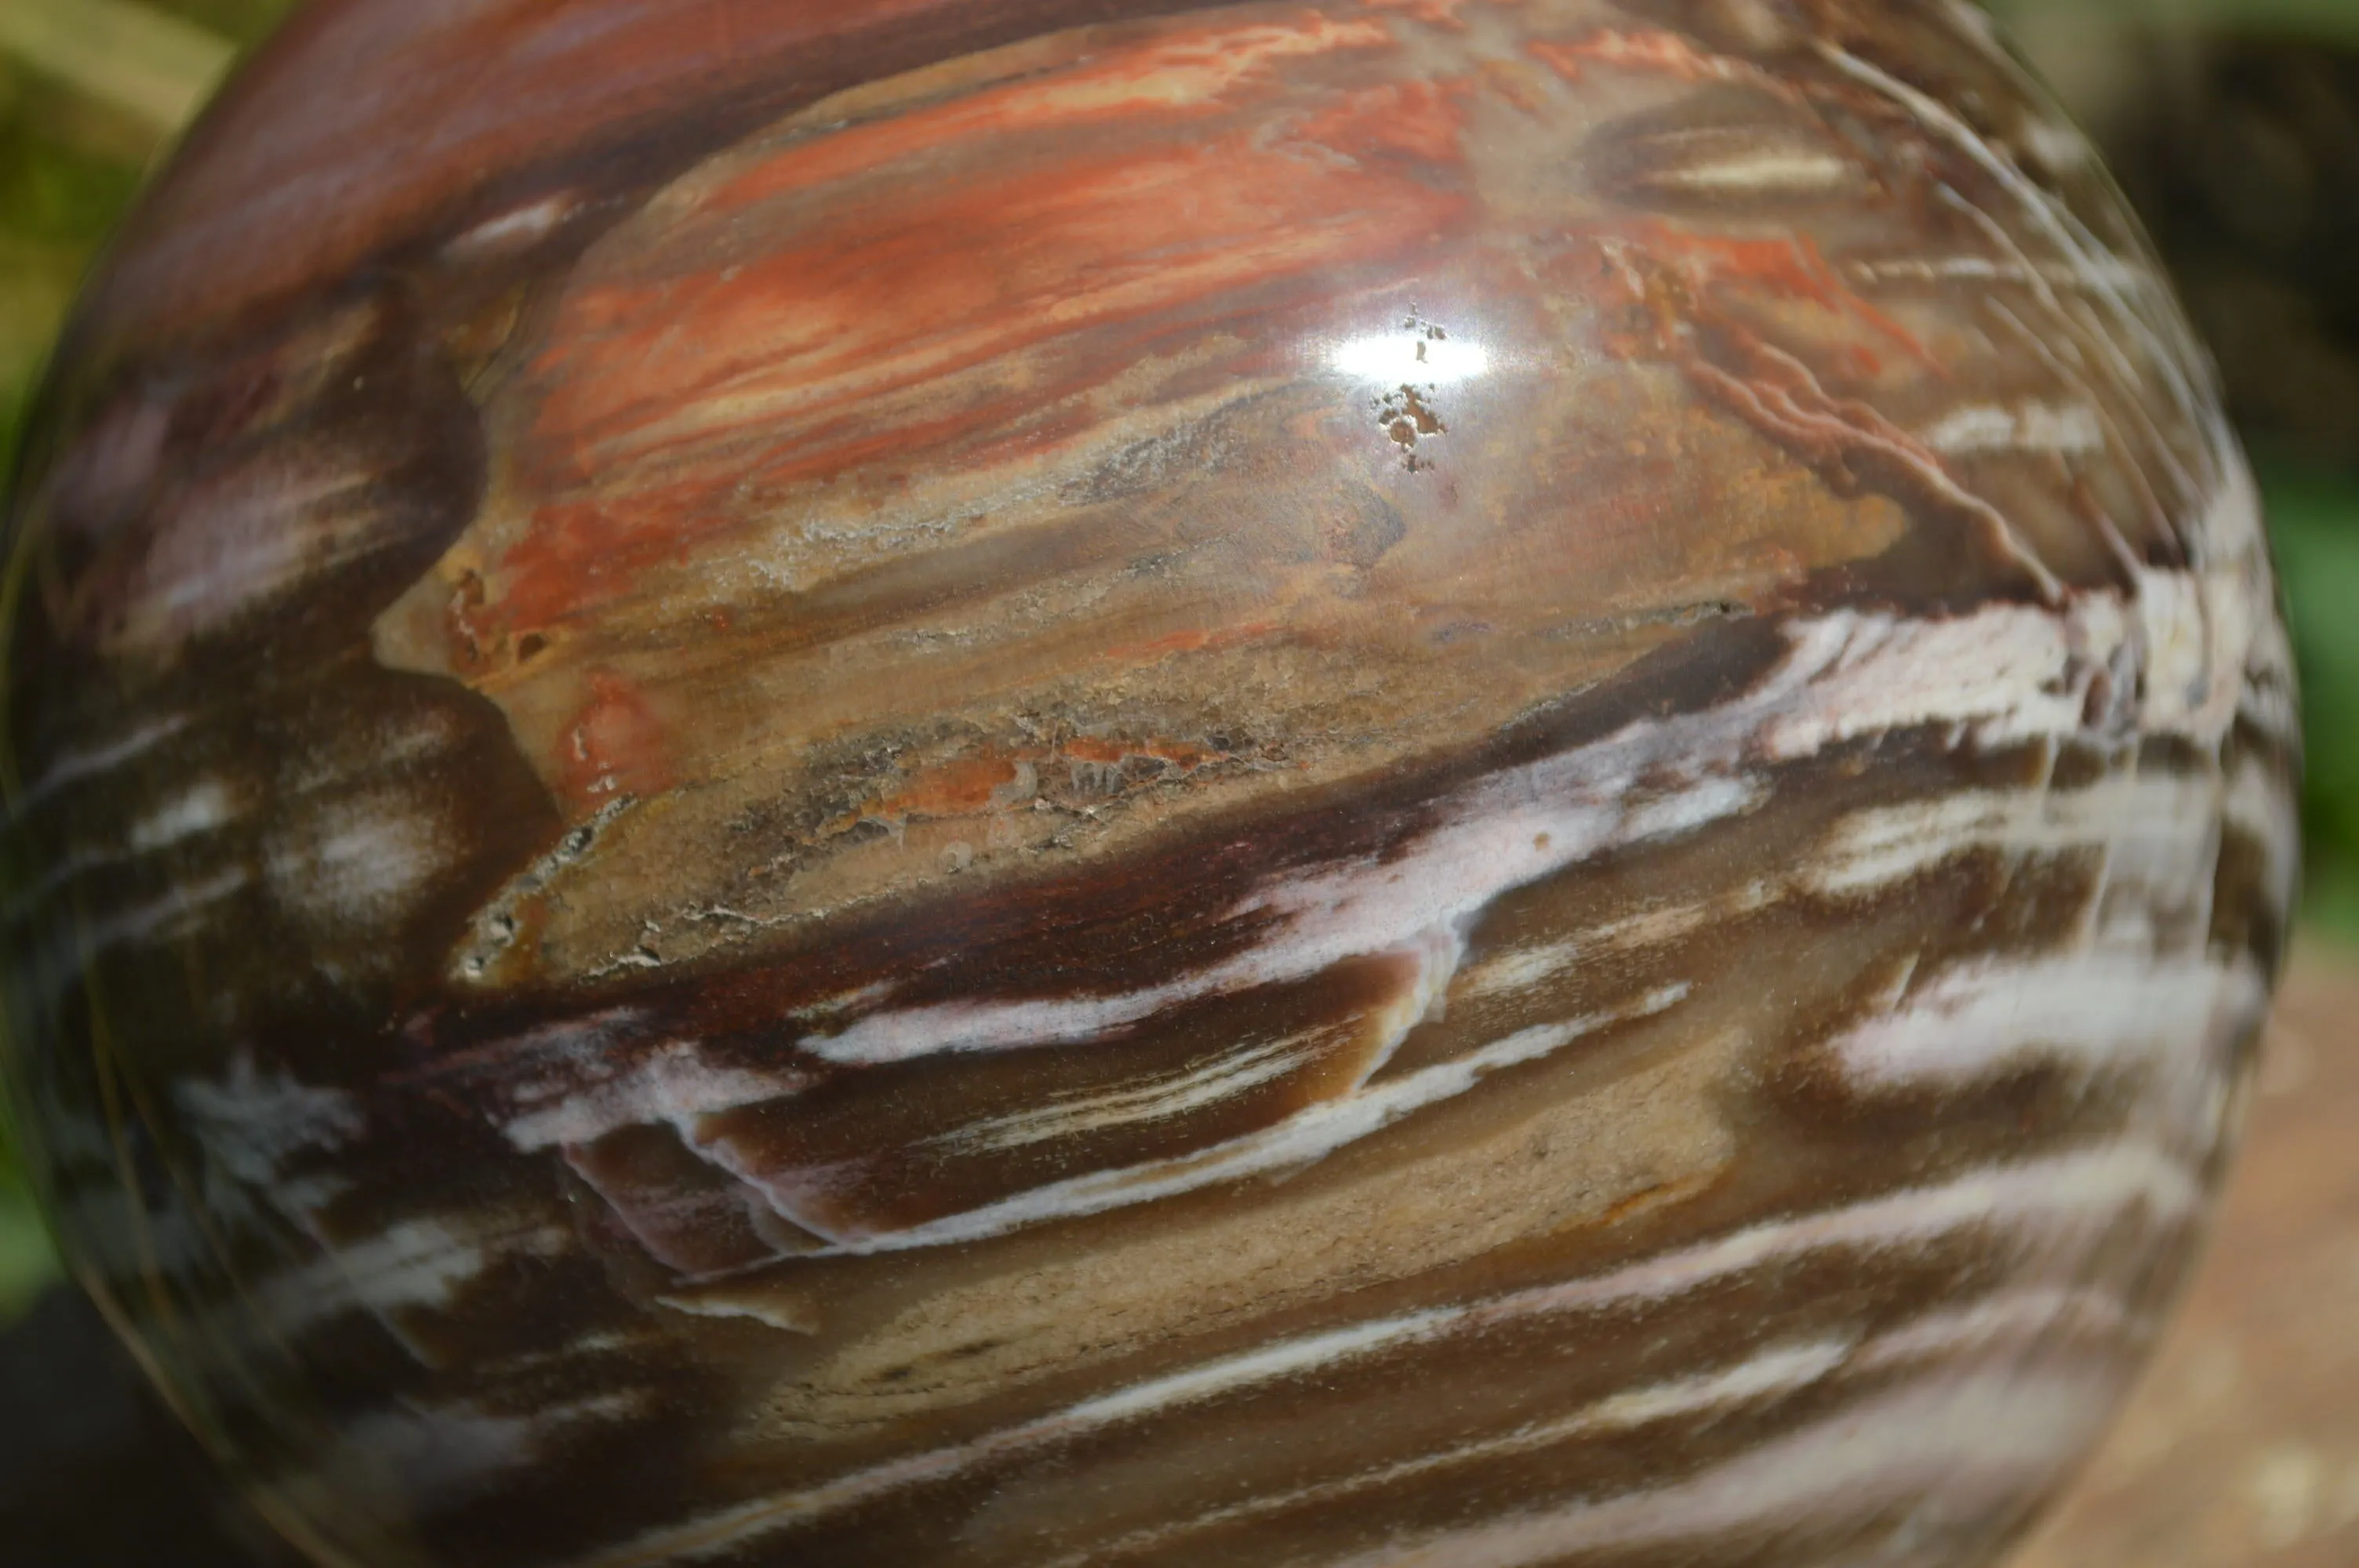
0, 0, 2354, 1562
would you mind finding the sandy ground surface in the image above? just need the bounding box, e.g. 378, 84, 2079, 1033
2017, 941, 2359, 1568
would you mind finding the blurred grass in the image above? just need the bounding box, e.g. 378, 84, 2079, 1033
0, 0, 293, 1321
0, 1106, 49, 1322
2263, 455, 2359, 938
0, 0, 2357, 1323
1993, 0, 2359, 40
0, 0, 256, 491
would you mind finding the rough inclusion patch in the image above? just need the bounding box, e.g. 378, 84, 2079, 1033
0, 2, 2297, 1566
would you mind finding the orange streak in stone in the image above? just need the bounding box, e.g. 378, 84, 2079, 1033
707, 13, 1394, 213
1582, 225, 2058, 598
1528, 28, 1802, 102
1103, 620, 1285, 664
497, 64, 1469, 635
1605, 220, 1936, 372
869, 753, 1028, 822
538, 135, 1459, 466
841, 731, 1229, 833
1058, 735, 1224, 771
559, 670, 674, 811
1359, 0, 1485, 27
1296, 78, 1467, 163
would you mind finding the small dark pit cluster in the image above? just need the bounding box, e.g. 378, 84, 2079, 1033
1373, 315, 1453, 472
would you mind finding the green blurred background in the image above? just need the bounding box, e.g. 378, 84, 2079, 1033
1, 0, 2357, 1326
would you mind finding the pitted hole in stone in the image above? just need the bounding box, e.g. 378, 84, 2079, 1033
1376, 383, 1448, 471
455, 794, 639, 981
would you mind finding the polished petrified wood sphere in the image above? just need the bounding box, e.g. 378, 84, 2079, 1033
0, 2, 2298, 1565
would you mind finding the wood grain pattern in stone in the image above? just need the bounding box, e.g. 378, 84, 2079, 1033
2014, 945, 2359, 1568
0, 2, 2299, 1566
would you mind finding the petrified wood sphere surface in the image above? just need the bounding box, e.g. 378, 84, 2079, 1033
0, 2, 2298, 1565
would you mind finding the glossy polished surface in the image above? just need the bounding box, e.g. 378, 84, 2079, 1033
0, 2, 2297, 1566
